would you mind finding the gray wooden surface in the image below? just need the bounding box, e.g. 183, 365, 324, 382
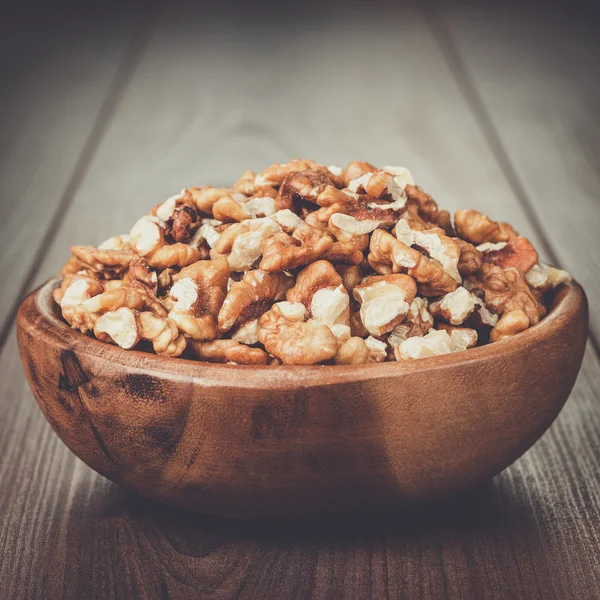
1, 2, 599, 598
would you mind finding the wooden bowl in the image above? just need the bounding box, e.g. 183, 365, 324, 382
17, 278, 588, 519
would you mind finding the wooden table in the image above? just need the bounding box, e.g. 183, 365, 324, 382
1, 2, 599, 598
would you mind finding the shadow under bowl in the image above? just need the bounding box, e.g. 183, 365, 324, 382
17, 278, 588, 519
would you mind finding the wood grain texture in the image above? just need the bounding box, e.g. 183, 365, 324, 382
17, 279, 588, 519
0, 4, 147, 339
1, 2, 600, 598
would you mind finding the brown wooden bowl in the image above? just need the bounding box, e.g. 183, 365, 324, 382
17, 278, 588, 519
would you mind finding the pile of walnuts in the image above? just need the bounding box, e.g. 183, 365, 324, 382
54, 159, 571, 365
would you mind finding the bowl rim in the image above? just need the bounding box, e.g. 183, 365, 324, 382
20, 277, 586, 389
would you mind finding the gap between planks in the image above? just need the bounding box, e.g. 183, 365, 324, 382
421, 1, 600, 360
0, 5, 160, 354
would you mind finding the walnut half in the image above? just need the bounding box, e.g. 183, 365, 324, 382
258, 302, 338, 365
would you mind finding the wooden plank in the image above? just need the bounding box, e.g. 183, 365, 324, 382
429, 1, 600, 339
0, 4, 147, 340
1, 3, 599, 599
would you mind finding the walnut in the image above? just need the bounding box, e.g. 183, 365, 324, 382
325, 213, 372, 266
172, 255, 230, 287
316, 186, 405, 228
94, 307, 140, 349
82, 287, 146, 315
276, 170, 333, 211
129, 216, 166, 256
218, 269, 293, 332
287, 261, 350, 330
54, 274, 103, 307
404, 185, 440, 225
63, 284, 146, 335
313, 186, 355, 221
368, 230, 457, 296
168, 257, 229, 340
157, 267, 176, 295
271, 209, 304, 233
255, 159, 322, 188
188, 186, 235, 217
353, 274, 417, 336
465, 263, 544, 325
456, 239, 483, 276
463, 298, 499, 330
476, 242, 509, 252
328, 213, 382, 238
454, 209, 518, 245
127, 280, 169, 317
287, 260, 340, 304
381, 166, 415, 190
349, 301, 369, 338
167, 309, 216, 341
213, 188, 276, 223
244, 188, 278, 217
321, 241, 365, 266
393, 218, 461, 283
233, 170, 258, 195
481, 237, 538, 273
211, 193, 248, 223
148, 243, 203, 269
346, 173, 377, 193
258, 302, 338, 365
335, 335, 388, 365
213, 223, 244, 255
166, 202, 200, 243
151, 189, 184, 221
60, 304, 98, 334
60, 255, 85, 277
394, 327, 476, 360
215, 218, 282, 272
435, 324, 479, 351
342, 161, 378, 187
429, 287, 481, 325
387, 297, 433, 347
190, 219, 223, 251
230, 318, 260, 345
137, 311, 186, 356
188, 339, 268, 365
54, 158, 551, 362
324, 165, 345, 188
329, 323, 352, 343
347, 172, 410, 216
489, 310, 530, 343
71, 245, 138, 274
336, 265, 363, 294
98, 234, 131, 251
122, 258, 157, 294
54, 275, 104, 333
102, 280, 125, 292
335, 336, 368, 365
152, 190, 201, 244
359, 170, 405, 202
437, 210, 455, 237
260, 222, 333, 272
366, 229, 400, 275
499, 222, 519, 240
525, 263, 571, 291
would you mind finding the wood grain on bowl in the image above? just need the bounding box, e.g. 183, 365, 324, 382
17, 278, 588, 519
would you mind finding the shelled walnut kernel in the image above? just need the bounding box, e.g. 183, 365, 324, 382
56, 159, 571, 364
